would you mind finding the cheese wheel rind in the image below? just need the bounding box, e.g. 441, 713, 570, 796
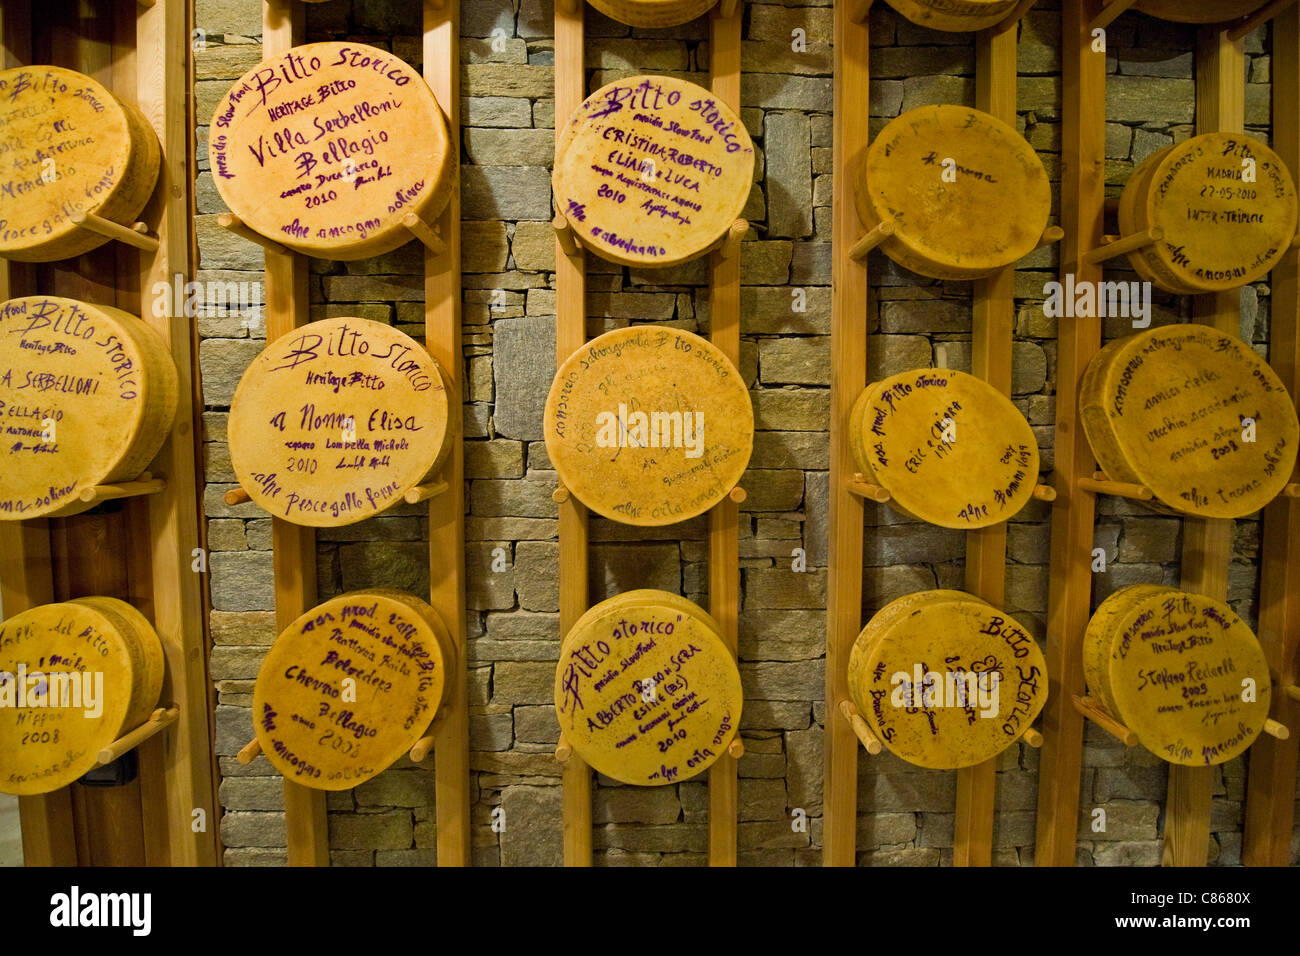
882, 0, 1020, 32
0, 66, 161, 262
0, 296, 178, 520
1134, 0, 1266, 23
587, 0, 719, 27
227, 317, 453, 527
208, 42, 454, 261
554, 590, 741, 786
253, 589, 451, 790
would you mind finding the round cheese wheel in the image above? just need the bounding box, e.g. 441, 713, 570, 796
848, 368, 1039, 528
228, 317, 454, 527
1082, 584, 1166, 718
0, 65, 160, 263
848, 590, 1048, 769
857, 105, 1052, 280
882, 0, 1020, 31
555, 590, 741, 786
1080, 324, 1299, 518
1091, 587, 1272, 766
588, 0, 719, 26
1134, 0, 1266, 23
1118, 133, 1298, 293
544, 325, 752, 526
553, 75, 756, 268
0, 296, 178, 520
0, 598, 163, 796
209, 41, 454, 261
253, 590, 451, 790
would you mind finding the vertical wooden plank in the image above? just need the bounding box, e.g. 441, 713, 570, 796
555, 0, 592, 868
259, 0, 326, 867
707, 2, 742, 869
824, 0, 870, 867
1243, 1, 1300, 867
1033, 0, 1105, 868
422, 0, 471, 868
1162, 23, 1246, 869
134, 0, 218, 867
954, 17, 1020, 869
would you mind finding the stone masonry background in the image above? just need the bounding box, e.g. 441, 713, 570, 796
193, 0, 1300, 865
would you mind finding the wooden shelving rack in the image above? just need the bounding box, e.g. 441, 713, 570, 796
825, 0, 1045, 868
0, 0, 217, 866
1034, 0, 1299, 868
552, 0, 746, 867
225, 0, 469, 867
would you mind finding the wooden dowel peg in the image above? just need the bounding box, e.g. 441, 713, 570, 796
224, 487, 252, 506
839, 699, 882, 755
848, 220, 895, 261
236, 738, 262, 765
1032, 483, 1057, 502
719, 0, 741, 19
553, 214, 580, 258
1071, 694, 1139, 747
216, 213, 287, 255
1091, 0, 1141, 33
1035, 225, 1065, 250
555, 735, 572, 764
727, 737, 745, 759
403, 480, 449, 505
1226, 0, 1298, 42
409, 735, 435, 762
718, 219, 749, 260
97, 706, 178, 765
1284, 483, 1300, 498
848, 0, 875, 23
728, 486, 747, 504
1263, 718, 1290, 740
552, 484, 571, 504
402, 212, 445, 257
1084, 227, 1163, 265
1078, 471, 1154, 502
79, 478, 166, 505
70, 211, 159, 252
1286, 684, 1300, 703
846, 473, 891, 504
1021, 726, 1044, 748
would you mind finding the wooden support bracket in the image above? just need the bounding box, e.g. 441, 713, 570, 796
555, 734, 572, 764
97, 706, 178, 765
1263, 718, 1291, 740
1072, 694, 1139, 747
216, 212, 287, 254
409, 735, 435, 763
1036, 225, 1066, 250
236, 738, 263, 765
727, 486, 747, 504
1021, 727, 1044, 748
403, 479, 448, 505
1227, 0, 1298, 42
839, 699, 882, 755
718, 0, 742, 19
552, 484, 571, 504
402, 212, 445, 258
848, 220, 895, 261
986, 0, 1039, 35
1033, 483, 1058, 502
70, 211, 158, 252
727, 738, 745, 759
1283, 482, 1300, 498
553, 214, 580, 259
224, 487, 252, 506
79, 476, 165, 506
1091, 0, 1141, 33
846, 473, 891, 503
1084, 227, 1163, 265
718, 219, 749, 260
1078, 471, 1155, 501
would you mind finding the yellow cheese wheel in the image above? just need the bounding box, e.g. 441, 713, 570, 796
588, 0, 719, 26
1135, 0, 1265, 23
253, 590, 450, 790
1082, 584, 1166, 718
544, 326, 753, 526
0, 296, 178, 520
553, 75, 755, 268
1089, 586, 1271, 766
1118, 133, 1298, 293
848, 590, 1048, 769
228, 317, 454, 527
209, 42, 454, 260
857, 105, 1051, 280
1080, 325, 1299, 518
0, 598, 163, 795
882, 0, 1020, 31
848, 368, 1039, 528
555, 590, 741, 786
0, 66, 160, 263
